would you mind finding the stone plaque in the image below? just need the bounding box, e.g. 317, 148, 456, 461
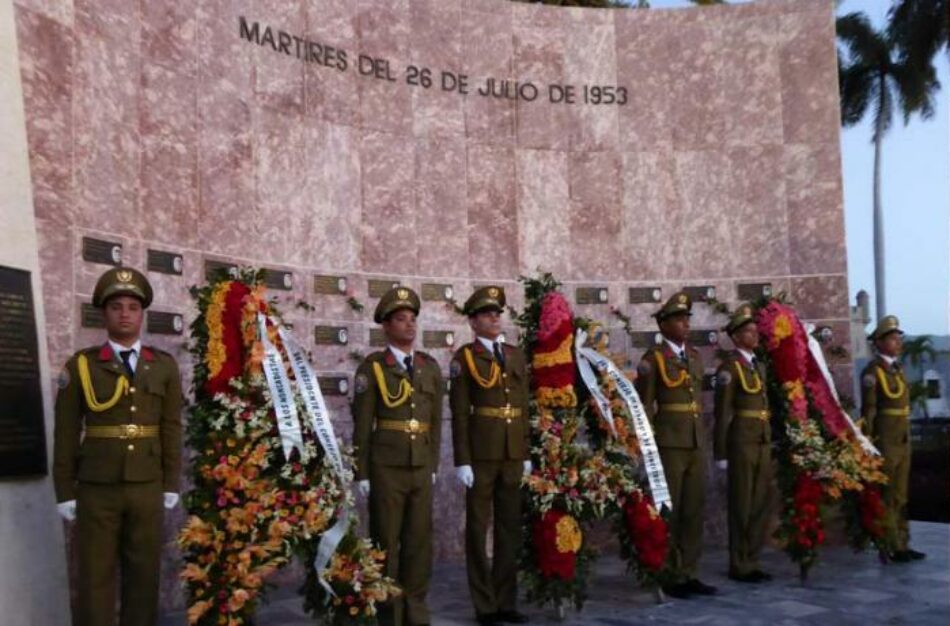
629, 286, 663, 304
683, 285, 716, 302
82, 236, 123, 266
737, 282, 773, 300
421, 283, 454, 302
319, 376, 350, 396
423, 330, 456, 349
314, 275, 348, 296
0, 266, 47, 476
205, 259, 238, 281
688, 329, 720, 346
368, 279, 400, 298
264, 269, 293, 291
575, 286, 609, 305
630, 331, 662, 349
147, 311, 184, 335
147, 249, 183, 275
81, 303, 105, 328
369, 328, 387, 347
315, 325, 349, 345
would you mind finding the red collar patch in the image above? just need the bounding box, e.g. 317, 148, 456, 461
98, 344, 114, 361
384, 351, 396, 367
141, 347, 156, 362
415, 353, 425, 366
473, 342, 486, 354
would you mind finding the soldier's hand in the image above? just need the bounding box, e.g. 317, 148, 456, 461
522, 460, 533, 477
357, 480, 371, 496
715, 460, 728, 471
163, 492, 180, 509
455, 465, 474, 488
57, 500, 77, 521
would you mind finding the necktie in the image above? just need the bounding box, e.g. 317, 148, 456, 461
403, 355, 414, 379
119, 349, 135, 378
751, 357, 758, 368
679, 350, 688, 365
493, 342, 506, 367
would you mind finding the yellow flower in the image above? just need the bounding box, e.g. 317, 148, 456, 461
186, 600, 213, 625
772, 313, 793, 345
555, 515, 582, 554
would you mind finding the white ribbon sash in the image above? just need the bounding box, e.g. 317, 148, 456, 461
257, 314, 306, 462
804, 323, 880, 456
575, 329, 672, 511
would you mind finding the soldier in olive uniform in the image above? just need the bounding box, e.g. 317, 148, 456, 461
634, 292, 716, 598
860, 315, 926, 562
713, 305, 773, 583
450, 287, 530, 626
351, 287, 444, 626
53, 267, 183, 626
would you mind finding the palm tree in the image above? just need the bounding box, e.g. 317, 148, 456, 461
837, 12, 938, 320
901, 335, 939, 417
890, 0, 949, 71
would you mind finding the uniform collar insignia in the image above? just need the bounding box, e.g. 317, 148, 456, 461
98, 344, 114, 361
141, 346, 156, 362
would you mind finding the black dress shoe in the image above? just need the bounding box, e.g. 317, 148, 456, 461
728, 571, 760, 583
890, 550, 912, 563
477, 614, 501, 626
495, 610, 529, 623
685, 578, 717, 595
751, 570, 772, 582
906, 548, 927, 560
661, 582, 692, 599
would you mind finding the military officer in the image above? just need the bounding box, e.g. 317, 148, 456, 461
450, 287, 531, 626
860, 315, 926, 562
352, 287, 443, 626
53, 267, 183, 626
713, 305, 773, 583
634, 291, 716, 599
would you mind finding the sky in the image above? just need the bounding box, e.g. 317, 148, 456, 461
646, 0, 950, 336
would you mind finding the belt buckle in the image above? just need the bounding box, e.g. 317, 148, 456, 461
502, 405, 512, 418
122, 424, 140, 439
407, 419, 420, 434
689, 402, 699, 415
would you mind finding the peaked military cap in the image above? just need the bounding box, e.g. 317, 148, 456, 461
374, 286, 421, 324
464, 286, 506, 316
869, 315, 904, 341
92, 267, 153, 308
724, 303, 756, 334
653, 291, 692, 322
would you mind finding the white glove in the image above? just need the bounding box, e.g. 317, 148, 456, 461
432, 473, 437, 485
523, 460, 533, 476
57, 500, 77, 521
357, 480, 370, 496
163, 492, 180, 509
455, 465, 474, 488
716, 460, 728, 471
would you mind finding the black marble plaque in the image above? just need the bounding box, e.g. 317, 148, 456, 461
368, 279, 400, 298
687, 329, 720, 346
205, 260, 238, 281
575, 286, 609, 305
147, 249, 183, 275
81, 303, 105, 328
0, 266, 47, 477
737, 282, 773, 300
423, 330, 456, 349
683, 285, 717, 302
264, 269, 293, 291
315, 325, 349, 345
314, 275, 348, 296
630, 331, 662, 349
147, 311, 184, 335
702, 373, 717, 391
319, 376, 350, 397
369, 328, 387, 347
421, 283, 454, 302
82, 237, 123, 266
629, 286, 663, 304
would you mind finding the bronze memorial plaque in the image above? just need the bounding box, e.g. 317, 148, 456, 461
315, 326, 349, 346
82, 237, 123, 266
314, 275, 348, 296
368, 279, 400, 298
575, 286, 610, 305
147, 311, 184, 335
147, 249, 184, 275
629, 286, 663, 304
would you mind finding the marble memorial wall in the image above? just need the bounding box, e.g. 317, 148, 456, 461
14, 0, 849, 608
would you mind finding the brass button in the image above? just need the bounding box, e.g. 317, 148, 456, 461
411, 403, 416, 409
506, 419, 512, 424
410, 435, 416, 441
502, 373, 507, 379
130, 406, 137, 413
127, 444, 135, 451
129, 387, 136, 394
504, 388, 510, 394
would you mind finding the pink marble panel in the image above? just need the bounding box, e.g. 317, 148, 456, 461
790, 275, 851, 321
74, 122, 141, 236
409, 0, 464, 138
466, 144, 518, 279
140, 135, 198, 248
142, 0, 196, 72
620, 150, 678, 280
12, 0, 72, 25
667, 14, 727, 151
784, 143, 847, 275
517, 149, 570, 278
250, 0, 305, 115
563, 15, 618, 152
196, 126, 255, 258
513, 22, 571, 150
14, 8, 74, 226
35, 219, 74, 372
303, 0, 360, 126
415, 136, 468, 277
141, 60, 197, 141
359, 130, 417, 273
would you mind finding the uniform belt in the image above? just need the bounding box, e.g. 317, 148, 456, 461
736, 409, 770, 421
474, 406, 522, 418
85, 424, 160, 439
879, 408, 911, 418
659, 402, 700, 415
376, 418, 430, 434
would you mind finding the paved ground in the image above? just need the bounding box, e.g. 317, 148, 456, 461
160, 521, 949, 625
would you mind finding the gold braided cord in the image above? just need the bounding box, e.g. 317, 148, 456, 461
77, 353, 129, 412
463, 347, 500, 389
531, 334, 574, 369
735, 361, 763, 394
656, 352, 689, 388
371, 361, 413, 408
876, 365, 906, 400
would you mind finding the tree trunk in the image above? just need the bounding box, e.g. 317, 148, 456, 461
873, 83, 886, 321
